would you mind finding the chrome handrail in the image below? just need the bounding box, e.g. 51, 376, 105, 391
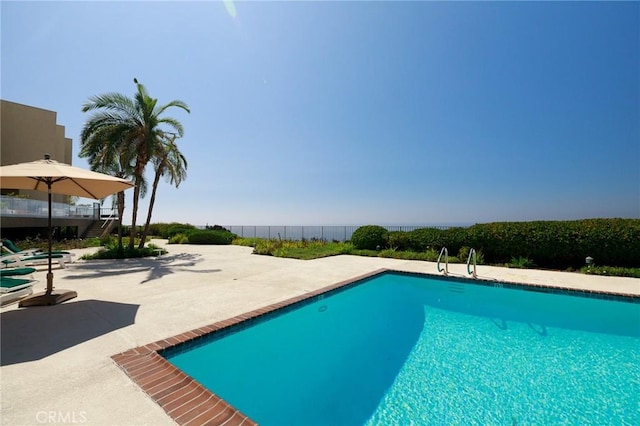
467, 248, 477, 278
437, 247, 448, 275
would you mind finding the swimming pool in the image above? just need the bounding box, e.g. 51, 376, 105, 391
157, 272, 639, 425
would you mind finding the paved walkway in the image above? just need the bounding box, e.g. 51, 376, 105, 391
1, 241, 638, 425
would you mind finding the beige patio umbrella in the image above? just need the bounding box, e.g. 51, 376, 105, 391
0, 154, 134, 306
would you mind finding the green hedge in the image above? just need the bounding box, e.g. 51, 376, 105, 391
351, 225, 389, 250
466, 219, 640, 268
367, 219, 640, 268
408, 226, 468, 255
163, 223, 197, 239
187, 230, 236, 245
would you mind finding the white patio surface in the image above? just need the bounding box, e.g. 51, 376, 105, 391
1, 240, 638, 425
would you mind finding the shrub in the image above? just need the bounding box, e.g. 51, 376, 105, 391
119, 225, 130, 236
442, 227, 468, 255
99, 234, 116, 247
233, 237, 262, 247
206, 224, 231, 232
508, 256, 536, 269
387, 231, 411, 251
408, 227, 442, 251
457, 246, 471, 263
164, 223, 197, 239
253, 239, 283, 256
351, 225, 388, 250
424, 248, 440, 262
83, 245, 159, 259
457, 246, 484, 265
378, 247, 398, 258
147, 223, 189, 238
187, 229, 235, 245
406, 226, 467, 253
581, 265, 640, 278
146, 243, 166, 255
168, 233, 189, 244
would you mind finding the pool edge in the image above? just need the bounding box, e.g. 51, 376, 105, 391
388, 269, 640, 302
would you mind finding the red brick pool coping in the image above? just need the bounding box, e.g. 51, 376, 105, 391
111, 269, 638, 425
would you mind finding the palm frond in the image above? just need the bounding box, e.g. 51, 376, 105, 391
157, 117, 185, 137
82, 93, 138, 115
156, 99, 190, 116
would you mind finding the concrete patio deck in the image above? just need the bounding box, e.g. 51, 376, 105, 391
1, 240, 638, 425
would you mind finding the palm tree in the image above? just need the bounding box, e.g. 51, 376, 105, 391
138, 132, 188, 248
78, 129, 141, 249
81, 79, 189, 249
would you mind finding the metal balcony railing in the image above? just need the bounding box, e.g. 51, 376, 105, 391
0, 195, 117, 220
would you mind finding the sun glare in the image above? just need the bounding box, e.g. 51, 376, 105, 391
223, 0, 237, 19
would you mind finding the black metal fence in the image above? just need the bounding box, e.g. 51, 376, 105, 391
224, 225, 450, 242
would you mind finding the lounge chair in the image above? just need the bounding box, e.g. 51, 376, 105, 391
0, 276, 37, 306
1, 276, 36, 293
1, 239, 74, 258
1, 252, 68, 269
0, 267, 37, 277
1, 239, 75, 266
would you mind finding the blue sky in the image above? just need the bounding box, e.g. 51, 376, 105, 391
2, 1, 639, 226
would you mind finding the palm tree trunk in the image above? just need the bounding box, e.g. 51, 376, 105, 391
117, 191, 125, 249
129, 167, 143, 250
139, 167, 163, 249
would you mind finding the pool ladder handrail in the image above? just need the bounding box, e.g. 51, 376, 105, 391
467, 248, 477, 278
437, 247, 449, 275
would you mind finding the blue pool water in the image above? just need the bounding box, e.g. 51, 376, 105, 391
164, 272, 640, 425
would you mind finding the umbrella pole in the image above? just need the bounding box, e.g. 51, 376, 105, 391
19, 175, 76, 307
47, 182, 54, 294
